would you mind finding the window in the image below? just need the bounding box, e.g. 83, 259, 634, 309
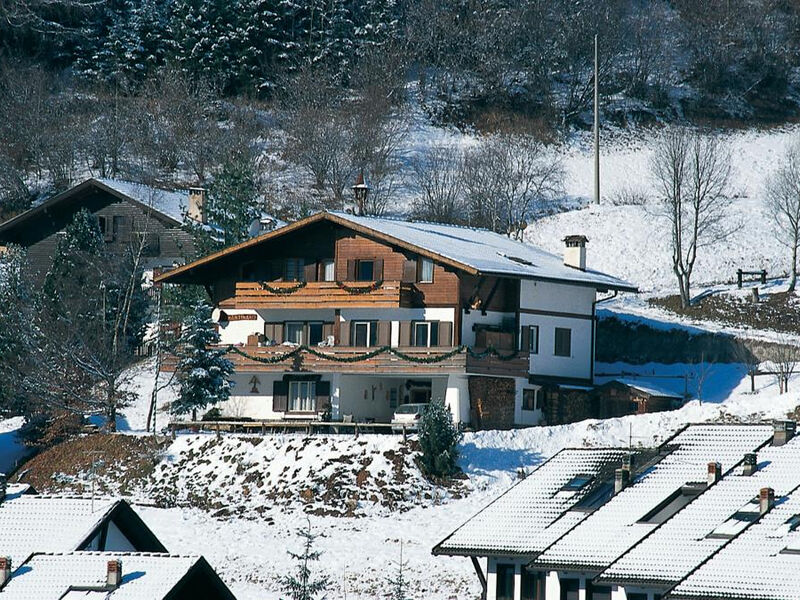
521, 570, 541, 600
562, 474, 593, 492
554, 327, 571, 357
308, 322, 324, 346
356, 260, 374, 281
321, 259, 335, 282
353, 321, 377, 347
285, 258, 304, 281
418, 258, 434, 283
528, 326, 539, 354
587, 583, 611, 600
496, 564, 515, 600
560, 578, 579, 600
285, 322, 304, 345
412, 321, 440, 347
289, 380, 316, 412
522, 389, 539, 411
708, 498, 760, 538
639, 484, 705, 524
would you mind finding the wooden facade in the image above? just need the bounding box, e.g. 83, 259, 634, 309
223, 280, 418, 309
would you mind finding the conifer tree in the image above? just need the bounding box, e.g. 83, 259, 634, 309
418, 398, 461, 478
172, 302, 234, 418
278, 518, 330, 600
386, 541, 409, 600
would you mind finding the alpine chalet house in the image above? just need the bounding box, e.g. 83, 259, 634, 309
156, 211, 636, 428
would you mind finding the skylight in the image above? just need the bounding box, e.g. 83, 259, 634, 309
707, 500, 760, 539
638, 484, 705, 525
562, 475, 594, 492
497, 252, 535, 266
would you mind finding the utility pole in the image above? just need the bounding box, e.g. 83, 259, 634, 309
594, 33, 600, 205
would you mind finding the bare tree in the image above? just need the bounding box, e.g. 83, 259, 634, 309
410, 145, 466, 224
463, 135, 564, 239
650, 128, 733, 308
764, 337, 799, 394
766, 141, 800, 293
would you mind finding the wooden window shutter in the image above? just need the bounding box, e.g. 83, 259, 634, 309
304, 261, 318, 282
264, 322, 283, 344
341, 320, 351, 345
439, 322, 453, 346
322, 322, 334, 341
347, 260, 357, 281
273, 380, 288, 412
401, 260, 417, 283
399, 321, 411, 346
377, 321, 391, 346
316, 381, 331, 413
373, 258, 384, 280
521, 326, 530, 352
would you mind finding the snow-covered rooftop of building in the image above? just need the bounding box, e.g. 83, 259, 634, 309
0, 495, 119, 567
434, 448, 629, 557
328, 211, 637, 291
94, 178, 187, 223
532, 424, 775, 572
0, 552, 202, 600
610, 379, 685, 399
599, 434, 800, 587
668, 483, 800, 600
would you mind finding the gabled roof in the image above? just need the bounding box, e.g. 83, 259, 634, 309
0, 552, 236, 600
599, 435, 800, 588
603, 379, 685, 400
0, 496, 166, 567
530, 424, 775, 573
433, 448, 630, 558
667, 484, 800, 600
155, 211, 638, 291
0, 178, 185, 240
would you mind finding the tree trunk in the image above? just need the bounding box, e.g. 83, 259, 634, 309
789, 242, 798, 293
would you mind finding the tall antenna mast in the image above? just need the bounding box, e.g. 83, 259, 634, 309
594, 33, 600, 205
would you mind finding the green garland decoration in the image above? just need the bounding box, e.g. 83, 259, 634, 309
225, 343, 521, 365
335, 280, 384, 294
260, 281, 307, 294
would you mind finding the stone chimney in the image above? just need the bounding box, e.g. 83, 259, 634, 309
708, 461, 722, 485
0, 473, 6, 503
563, 235, 588, 271
743, 453, 758, 476
0, 557, 10, 588
614, 468, 630, 494
106, 559, 123, 589
773, 421, 796, 446
187, 187, 206, 224
759, 487, 775, 515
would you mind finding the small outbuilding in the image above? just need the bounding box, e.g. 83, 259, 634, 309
595, 378, 685, 415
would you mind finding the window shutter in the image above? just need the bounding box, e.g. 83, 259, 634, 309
316, 381, 331, 414
521, 326, 530, 352
322, 322, 334, 342
273, 380, 288, 412
304, 261, 318, 282
439, 321, 452, 346
341, 320, 351, 345
377, 321, 391, 346
373, 258, 384, 280
347, 260, 357, 281
401, 260, 417, 283
264, 322, 283, 344
399, 321, 411, 346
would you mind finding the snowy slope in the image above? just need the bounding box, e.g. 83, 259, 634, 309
0, 417, 26, 475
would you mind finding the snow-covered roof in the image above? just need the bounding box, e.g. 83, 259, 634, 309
668, 483, 800, 600
329, 212, 636, 291
94, 178, 187, 223
0, 552, 210, 600
531, 424, 775, 573
0, 496, 121, 567
434, 449, 630, 557
599, 435, 800, 588
607, 379, 684, 399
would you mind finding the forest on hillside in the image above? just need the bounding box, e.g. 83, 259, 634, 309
2, 0, 800, 224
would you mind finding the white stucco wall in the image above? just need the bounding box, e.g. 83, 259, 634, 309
461, 309, 515, 347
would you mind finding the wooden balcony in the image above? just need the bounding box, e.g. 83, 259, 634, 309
222, 280, 418, 309
163, 344, 530, 378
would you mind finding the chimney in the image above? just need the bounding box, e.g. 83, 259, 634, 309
759, 487, 775, 515
187, 187, 206, 224
708, 461, 722, 485
614, 468, 630, 494
0, 473, 6, 503
773, 421, 796, 446
563, 235, 588, 271
0, 557, 10, 588
742, 453, 758, 476
106, 559, 123, 589
623, 453, 635, 473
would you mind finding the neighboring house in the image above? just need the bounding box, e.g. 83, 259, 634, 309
434, 423, 780, 600
155, 211, 637, 428
432, 448, 633, 600
0, 178, 196, 280
598, 422, 800, 600
0, 552, 236, 600
594, 380, 685, 416
528, 424, 776, 600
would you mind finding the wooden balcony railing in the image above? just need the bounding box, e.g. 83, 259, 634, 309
162, 344, 530, 378
222, 280, 418, 309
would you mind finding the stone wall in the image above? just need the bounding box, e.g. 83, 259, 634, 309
469, 376, 516, 430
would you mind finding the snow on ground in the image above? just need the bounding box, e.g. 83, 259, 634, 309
0, 417, 26, 475
129, 366, 799, 600
117, 357, 178, 432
